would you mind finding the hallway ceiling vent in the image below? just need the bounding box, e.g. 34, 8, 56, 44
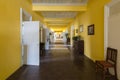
41, 12, 77, 18
32, 0, 88, 5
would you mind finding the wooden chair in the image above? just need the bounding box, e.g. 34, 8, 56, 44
95, 47, 118, 80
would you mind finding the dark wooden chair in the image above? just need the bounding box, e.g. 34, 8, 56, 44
95, 47, 118, 80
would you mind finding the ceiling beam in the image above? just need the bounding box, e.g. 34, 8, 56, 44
32, 5, 87, 11
54, 31, 63, 32
44, 18, 74, 22
48, 24, 68, 26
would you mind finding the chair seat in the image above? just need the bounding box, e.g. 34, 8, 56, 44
96, 61, 114, 68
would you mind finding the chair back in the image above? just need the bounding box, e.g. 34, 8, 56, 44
106, 47, 117, 65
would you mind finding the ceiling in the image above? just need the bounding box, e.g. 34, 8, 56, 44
41, 11, 77, 18
32, 0, 88, 32
32, 0, 87, 5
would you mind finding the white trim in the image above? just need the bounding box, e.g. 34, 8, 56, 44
20, 8, 32, 66
20, 8, 22, 45
104, 5, 109, 59
20, 8, 23, 66
22, 9, 32, 21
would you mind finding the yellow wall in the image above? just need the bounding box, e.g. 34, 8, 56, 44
72, 0, 110, 61
0, 0, 43, 79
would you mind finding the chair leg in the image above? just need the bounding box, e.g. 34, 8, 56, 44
95, 62, 98, 73
106, 68, 109, 74
114, 66, 117, 80
103, 70, 106, 80
96, 65, 98, 73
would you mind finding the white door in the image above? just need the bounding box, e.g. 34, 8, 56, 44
22, 21, 39, 65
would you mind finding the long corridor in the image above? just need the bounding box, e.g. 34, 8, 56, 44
7, 40, 111, 80
40, 43, 97, 80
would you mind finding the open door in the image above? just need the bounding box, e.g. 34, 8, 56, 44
22, 21, 39, 65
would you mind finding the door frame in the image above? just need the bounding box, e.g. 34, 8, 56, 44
70, 25, 74, 46
104, 0, 120, 59
104, 5, 109, 59
20, 8, 32, 66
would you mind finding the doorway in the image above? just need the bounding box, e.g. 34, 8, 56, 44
20, 8, 32, 66
104, 1, 120, 79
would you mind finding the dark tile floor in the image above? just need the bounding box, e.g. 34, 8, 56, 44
7, 44, 115, 80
